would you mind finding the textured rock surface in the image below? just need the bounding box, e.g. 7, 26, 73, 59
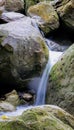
0, 0, 5, 16
46, 44, 74, 115
24, 0, 53, 12
5, 90, 20, 106
0, 101, 15, 112
28, 2, 59, 35
0, 105, 74, 130
5, 0, 24, 12
0, 17, 48, 90
52, 0, 74, 30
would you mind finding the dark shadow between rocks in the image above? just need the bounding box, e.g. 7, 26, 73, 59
46, 18, 74, 46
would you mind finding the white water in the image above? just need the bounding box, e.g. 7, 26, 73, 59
0, 104, 63, 119
35, 50, 63, 105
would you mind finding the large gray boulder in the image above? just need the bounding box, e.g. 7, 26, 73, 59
46, 44, 74, 116
0, 12, 25, 22
0, 17, 48, 90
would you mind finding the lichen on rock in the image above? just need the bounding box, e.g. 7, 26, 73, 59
28, 2, 59, 35
0, 105, 74, 130
46, 44, 74, 116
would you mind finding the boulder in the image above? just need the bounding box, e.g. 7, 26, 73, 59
24, 0, 36, 13
5, 0, 24, 12
24, 0, 52, 12
19, 92, 34, 104
0, 17, 48, 91
52, 0, 74, 30
28, 2, 59, 35
0, 12, 24, 22
21, 93, 33, 101
5, 90, 20, 106
0, 105, 74, 129
0, 101, 15, 112
46, 44, 74, 115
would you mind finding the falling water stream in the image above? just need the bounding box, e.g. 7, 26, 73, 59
0, 40, 63, 117
35, 49, 63, 105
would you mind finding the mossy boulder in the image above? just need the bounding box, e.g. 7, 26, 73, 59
52, 0, 74, 30
0, 17, 48, 91
24, 0, 53, 12
46, 44, 74, 115
0, 105, 74, 130
28, 2, 59, 35
24, 0, 36, 13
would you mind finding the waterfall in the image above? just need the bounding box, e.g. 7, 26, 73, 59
35, 49, 63, 105
35, 53, 50, 105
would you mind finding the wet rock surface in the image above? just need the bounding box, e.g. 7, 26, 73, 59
0, 0, 74, 128
0, 17, 48, 91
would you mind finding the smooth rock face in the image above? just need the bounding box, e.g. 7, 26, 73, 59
0, 101, 15, 112
0, 12, 25, 22
46, 44, 74, 116
53, 0, 74, 30
22, 93, 33, 101
28, 2, 59, 35
0, 17, 48, 90
5, 0, 24, 12
0, 105, 74, 130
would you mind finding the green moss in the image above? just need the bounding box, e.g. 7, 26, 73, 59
0, 106, 74, 130
0, 120, 29, 130
28, 2, 59, 34
37, 37, 49, 61
57, 0, 74, 29
25, 0, 36, 12
50, 44, 74, 85
46, 44, 74, 115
